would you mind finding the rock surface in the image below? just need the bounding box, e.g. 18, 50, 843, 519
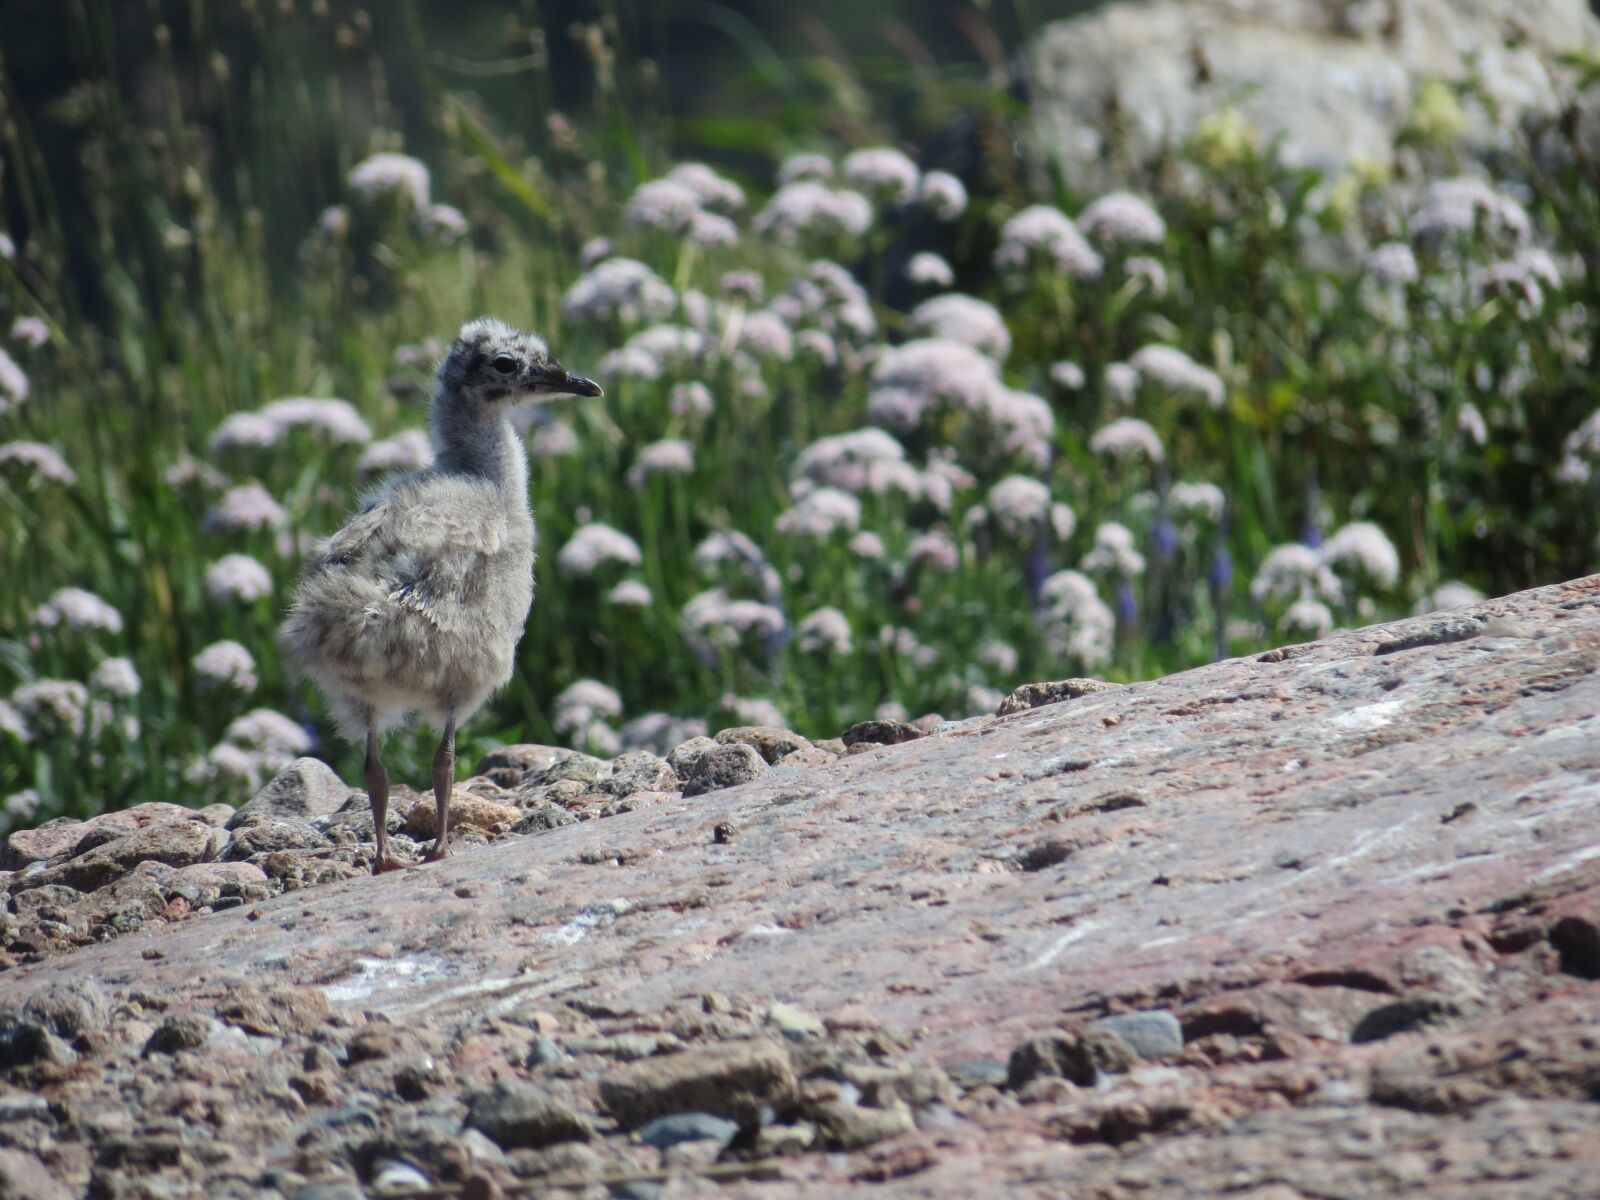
1025, 0, 1600, 181
227, 757, 354, 829
996, 676, 1122, 716
1, 577, 1598, 1197
681, 742, 769, 796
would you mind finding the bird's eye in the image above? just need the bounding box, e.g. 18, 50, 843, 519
490, 356, 517, 375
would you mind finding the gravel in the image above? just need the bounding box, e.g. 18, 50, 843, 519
465, 1080, 593, 1148
681, 744, 769, 796
1093, 1010, 1184, 1059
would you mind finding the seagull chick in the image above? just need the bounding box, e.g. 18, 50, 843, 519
279, 318, 602, 873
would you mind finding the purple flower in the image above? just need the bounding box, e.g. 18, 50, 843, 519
205, 483, 285, 532
562, 258, 677, 324
667, 162, 746, 212
777, 153, 833, 184
1089, 417, 1164, 464
719, 270, 764, 302
528, 421, 580, 458
1368, 241, 1419, 286
905, 252, 955, 288
775, 488, 861, 539
627, 439, 695, 489
0, 441, 75, 485
553, 679, 624, 734
1251, 544, 1340, 606
3, 789, 37, 821
225, 708, 312, 760
868, 339, 1053, 469
842, 147, 920, 205
348, 152, 431, 210
1038, 570, 1114, 668
1078, 192, 1165, 245
1170, 482, 1225, 524
1412, 582, 1483, 614
618, 712, 708, 754
1281, 599, 1333, 638
420, 204, 468, 241
206, 554, 274, 602
1151, 518, 1178, 561
988, 475, 1051, 539
210, 412, 282, 452
1558, 408, 1600, 484
1129, 345, 1225, 408
558, 523, 643, 576
0, 700, 28, 743
670, 381, 715, 418
10, 317, 49, 348
848, 531, 886, 560
579, 237, 614, 267
357, 428, 433, 476
1207, 545, 1233, 594
907, 530, 960, 573
32, 588, 123, 633
1050, 361, 1085, 390
737, 311, 794, 361
682, 588, 786, 660
919, 171, 967, 220
792, 428, 907, 494
754, 182, 873, 241
90, 657, 141, 697
1082, 523, 1145, 579
993, 206, 1102, 279
909, 294, 1011, 362
1411, 177, 1530, 246
1322, 522, 1400, 589
12, 679, 90, 737
194, 640, 259, 692
597, 324, 706, 381
797, 607, 852, 655
1115, 581, 1138, 628
0, 348, 31, 413
259, 397, 372, 445
607, 579, 653, 608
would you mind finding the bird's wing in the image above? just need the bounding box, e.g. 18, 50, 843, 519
304, 495, 391, 573
308, 477, 513, 625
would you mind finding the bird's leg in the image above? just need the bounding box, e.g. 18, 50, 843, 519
365, 720, 405, 875
424, 714, 456, 863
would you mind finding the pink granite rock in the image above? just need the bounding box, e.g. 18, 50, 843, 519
0, 577, 1597, 1198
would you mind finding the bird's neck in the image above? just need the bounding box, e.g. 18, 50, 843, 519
429, 393, 529, 497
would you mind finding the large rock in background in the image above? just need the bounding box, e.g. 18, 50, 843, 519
0, 576, 1597, 1196
1025, 0, 1600, 181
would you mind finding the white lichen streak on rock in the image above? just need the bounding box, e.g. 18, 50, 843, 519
1329, 698, 1405, 733
1026, 921, 1104, 971
320, 954, 445, 1004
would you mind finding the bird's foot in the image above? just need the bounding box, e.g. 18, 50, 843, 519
422, 843, 451, 864
372, 855, 409, 875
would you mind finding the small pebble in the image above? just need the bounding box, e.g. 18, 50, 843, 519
1092, 1011, 1184, 1059
527, 1036, 565, 1067
764, 1002, 825, 1041
371, 1159, 430, 1194
291, 1186, 364, 1200
638, 1112, 740, 1149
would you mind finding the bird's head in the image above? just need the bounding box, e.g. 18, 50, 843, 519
440, 317, 603, 406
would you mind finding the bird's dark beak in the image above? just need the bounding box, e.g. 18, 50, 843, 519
560, 372, 604, 398
527, 364, 604, 399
